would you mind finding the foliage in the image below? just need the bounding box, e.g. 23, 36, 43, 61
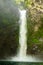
14, 0, 43, 10
0, 0, 19, 59
14, 0, 32, 9
27, 0, 43, 55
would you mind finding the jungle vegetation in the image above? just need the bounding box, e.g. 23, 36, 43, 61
0, 0, 43, 59
0, 0, 20, 59
15, 0, 43, 55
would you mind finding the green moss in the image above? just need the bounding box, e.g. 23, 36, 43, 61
27, 9, 43, 55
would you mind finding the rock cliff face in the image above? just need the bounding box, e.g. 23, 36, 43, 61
27, 0, 43, 55
0, 0, 20, 59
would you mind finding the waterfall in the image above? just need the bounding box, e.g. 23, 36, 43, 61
10, 9, 27, 61
7, 9, 42, 62
19, 9, 27, 57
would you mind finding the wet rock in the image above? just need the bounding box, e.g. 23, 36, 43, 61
27, 7, 43, 55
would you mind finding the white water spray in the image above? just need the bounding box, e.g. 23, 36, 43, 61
19, 10, 27, 57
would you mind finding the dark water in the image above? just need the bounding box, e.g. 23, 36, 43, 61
0, 62, 43, 65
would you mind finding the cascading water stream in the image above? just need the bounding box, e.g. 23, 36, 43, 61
19, 10, 27, 58
11, 9, 27, 61
6, 9, 42, 62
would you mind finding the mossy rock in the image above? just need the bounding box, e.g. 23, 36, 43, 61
27, 8, 43, 55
